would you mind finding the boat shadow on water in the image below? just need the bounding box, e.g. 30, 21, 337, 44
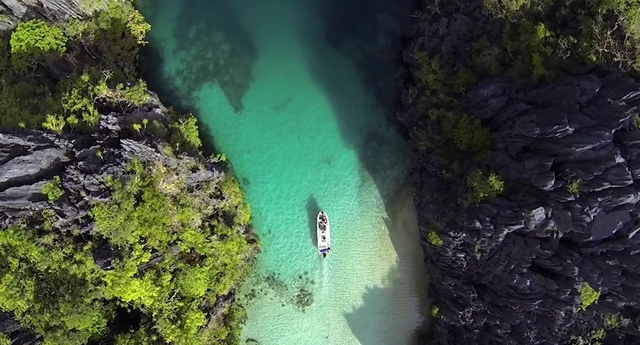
306, 195, 321, 248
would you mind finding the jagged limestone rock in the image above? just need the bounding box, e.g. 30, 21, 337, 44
0, 0, 111, 31
400, 10, 640, 344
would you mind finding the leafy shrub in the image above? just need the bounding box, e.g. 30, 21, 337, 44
123, 80, 150, 105
220, 175, 252, 225
10, 20, 67, 55
0, 4, 256, 344
170, 115, 203, 150
604, 313, 621, 329
41, 176, 65, 202
481, 0, 640, 75
416, 51, 448, 91
472, 38, 504, 75
431, 306, 440, 317
1, 158, 256, 345
10, 20, 67, 71
91, 159, 255, 344
482, 0, 531, 20
447, 114, 495, 155
61, 73, 100, 126
570, 329, 605, 345
567, 178, 582, 195
0, 225, 110, 345
428, 230, 444, 246
42, 114, 67, 134
467, 170, 505, 203
0, 0, 153, 130
0, 333, 10, 345
578, 282, 600, 312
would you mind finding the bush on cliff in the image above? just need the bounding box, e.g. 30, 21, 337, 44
0, 158, 255, 345
10, 19, 67, 72
0, 0, 151, 129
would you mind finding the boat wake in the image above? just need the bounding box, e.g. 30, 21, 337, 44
321, 258, 329, 290
319, 257, 330, 342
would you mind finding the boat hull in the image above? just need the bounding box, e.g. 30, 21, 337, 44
317, 210, 331, 257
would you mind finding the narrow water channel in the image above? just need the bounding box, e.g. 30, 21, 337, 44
140, 0, 428, 344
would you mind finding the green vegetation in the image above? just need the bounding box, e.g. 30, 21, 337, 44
1, 158, 256, 345
170, 115, 203, 150
0, 0, 152, 129
444, 113, 494, 158
0, 2, 257, 344
570, 314, 626, 345
467, 170, 505, 203
41, 176, 65, 203
604, 313, 621, 329
570, 329, 605, 345
431, 306, 440, 318
410, 0, 640, 208
578, 282, 600, 312
480, 0, 640, 75
0, 333, 10, 345
567, 178, 582, 195
10, 20, 67, 72
427, 227, 444, 246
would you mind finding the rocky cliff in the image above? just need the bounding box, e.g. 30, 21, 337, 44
0, 1, 259, 343
398, 1, 640, 344
0, 94, 213, 228
0, 93, 257, 345
0, 0, 108, 31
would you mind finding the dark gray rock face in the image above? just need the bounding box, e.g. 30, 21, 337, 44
399, 8, 640, 342
0, 0, 105, 31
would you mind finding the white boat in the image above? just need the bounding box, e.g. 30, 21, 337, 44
317, 210, 331, 258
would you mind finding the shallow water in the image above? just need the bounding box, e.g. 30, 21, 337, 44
140, 0, 428, 344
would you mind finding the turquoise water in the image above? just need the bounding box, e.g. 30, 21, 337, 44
141, 0, 428, 344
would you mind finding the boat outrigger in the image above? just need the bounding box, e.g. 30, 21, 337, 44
317, 210, 331, 258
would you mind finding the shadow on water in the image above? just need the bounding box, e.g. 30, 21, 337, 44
345, 183, 430, 345
296, 0, 429, 342
313, 0, 414, 121
139, 37, 221, 157
298, 0, 415, 215
344, 267, 426, 345
139, 0, 258, 159
306, 196, 321, 247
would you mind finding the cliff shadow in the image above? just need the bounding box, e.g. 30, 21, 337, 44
306, 196, 321, 247
345, 182, 429, 345
298, 0, 415, 218
344, 266, 426, 345
138, 37, 221, 157
296, 2, 430, 341
308, 0, 414, 121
